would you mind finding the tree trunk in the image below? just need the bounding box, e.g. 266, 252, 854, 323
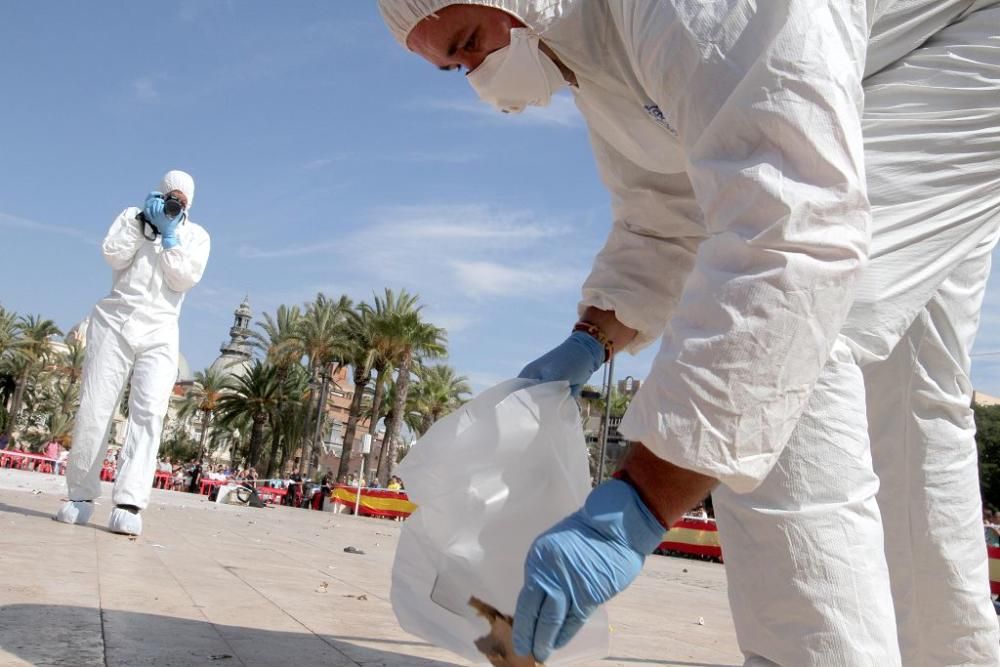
362, 363, 388, 479
336, 365, 370, 481
248, 412, 267, 469
379, 349, 413, 485
297, 369, 320, 476
197, 410, 211, 464
265, 424, 282, 478
307, 364, 332, 478
3, 370, 28, 438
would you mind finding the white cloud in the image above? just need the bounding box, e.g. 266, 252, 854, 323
427, 312, 474, 334
302, 158, 335, 170
238, 241, 342, 260
367, 204, 569, 243
302, 151, 476, 169
451, 260, 576, 298
235, 202, 591, 329
414, 92, 583, 128
132, 77, 159, 102
465, 370, 510, 393
394, 151, 478, 164
0, 212, 98, 244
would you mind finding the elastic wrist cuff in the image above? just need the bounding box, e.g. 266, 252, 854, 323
573, 321, 613, 362
597, 479, 666, 555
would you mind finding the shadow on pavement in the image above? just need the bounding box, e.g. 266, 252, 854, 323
0, 500, 61, 522
0, 604, 462, 666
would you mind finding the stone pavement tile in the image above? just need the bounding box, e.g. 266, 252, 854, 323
0, 469, 743, 667
0, 494, 105, 667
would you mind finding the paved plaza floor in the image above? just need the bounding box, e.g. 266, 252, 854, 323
0, 468, 741, 666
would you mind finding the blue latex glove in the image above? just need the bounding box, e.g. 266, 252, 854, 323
518, 330, 605, 396
158, 213, 183, 249
513, 480, 665, 662
143, 191, 165, 225
142, 191, 183, 249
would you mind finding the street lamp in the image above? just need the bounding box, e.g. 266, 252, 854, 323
595, 354, 616, 485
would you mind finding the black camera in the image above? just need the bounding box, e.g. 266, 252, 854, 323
163, 195, 184, 218
137, 194, 185, 240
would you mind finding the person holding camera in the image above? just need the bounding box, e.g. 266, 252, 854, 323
55, 170, 210, 536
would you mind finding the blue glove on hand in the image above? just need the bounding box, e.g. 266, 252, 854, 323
513, 480, 665, 662
518, 331, 605, 396
143, 191, 165, 225
157, 214, 182, 249
142, 191, 183, 249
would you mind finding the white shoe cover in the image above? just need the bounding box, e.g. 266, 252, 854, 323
55, 500, 94, 525
108, 507, 142, 536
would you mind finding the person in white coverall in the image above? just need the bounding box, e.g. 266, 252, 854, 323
379, 1, 1000, 664
55, 170, 210, 537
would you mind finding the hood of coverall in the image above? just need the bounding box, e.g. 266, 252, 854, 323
377, 0, 611, 109
377, 0, 580, 49
158, 170, 195, 210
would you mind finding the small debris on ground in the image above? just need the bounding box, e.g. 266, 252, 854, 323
209, 655, 233, 661
316, 581, 329, 593
128, 536, 138, 542
343, 546, 365, 555
343, 594, 368, 601
697, 617, 705, 626
152, 544, 166, 549
31, 490, 42, 495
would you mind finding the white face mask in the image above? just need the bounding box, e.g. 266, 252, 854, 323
466, 28, 566, 114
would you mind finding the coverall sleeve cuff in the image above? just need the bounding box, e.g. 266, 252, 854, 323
578, 295, 660, 354
618, 395, 778, 495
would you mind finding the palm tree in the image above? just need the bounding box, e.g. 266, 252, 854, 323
216, 361, 280, 469
26, 379, 79, 448
179, 367, 234, 464
375, 306, 447, 485
4, 315, 62, 438
263, 363, 310, 478
251, 304, 307, 475
362, 289, 420, 475
0, 308, 17, 429
378, 377, 426, 441
250, 304, 302, 371
335, 305, 377, 481
0, 306, 19, 374
409, 363, 471, 436
292, 293, 353, 476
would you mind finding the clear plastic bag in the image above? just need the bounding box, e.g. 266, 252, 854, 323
391, 379, 610, 665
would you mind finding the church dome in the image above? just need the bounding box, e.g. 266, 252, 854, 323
177, 353, 194, 383
208, 297, 255, 383
209, 353, 251, 382
236, 296, 252, 319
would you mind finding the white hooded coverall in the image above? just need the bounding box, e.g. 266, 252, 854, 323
65, 174, 210, 511
380, 0, 1000, 664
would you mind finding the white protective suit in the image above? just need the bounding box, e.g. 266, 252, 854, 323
381, 1, 1000, 664
64, 171, 210, 517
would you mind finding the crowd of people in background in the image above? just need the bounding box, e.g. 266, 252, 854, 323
1, 434, 69, 475
984, 508, 1000, 548
0, 432, 410, 515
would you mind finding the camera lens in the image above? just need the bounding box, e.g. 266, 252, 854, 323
163, 197, 183, 218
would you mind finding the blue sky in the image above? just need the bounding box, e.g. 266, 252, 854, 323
2, 2, 999, 397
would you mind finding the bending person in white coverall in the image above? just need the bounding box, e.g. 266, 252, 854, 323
379, 1, 1000, 664
55, 170, 210, 537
